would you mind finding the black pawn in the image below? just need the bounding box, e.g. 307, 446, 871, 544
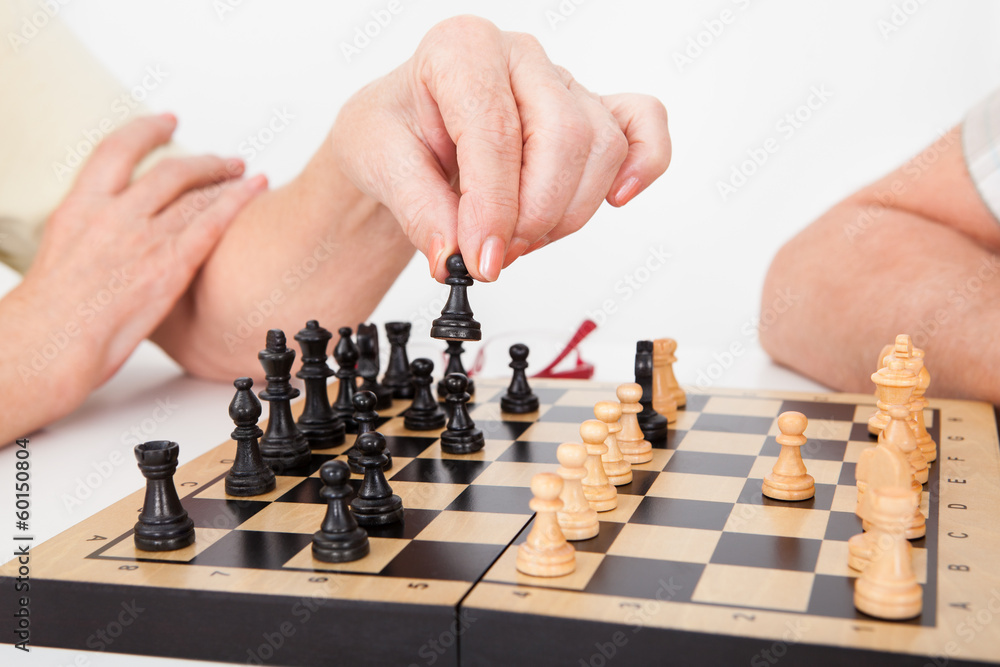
438, 340, 475, 399
294, 321, 345, 449
331, 327, 360, 433
501, 343, 539, 414
430, 254, 482, 342
440, 373, 485, 455
133, 441, 195, 551
635, 340, 668, 442
258, 329, 312, 472
347, 390, 392, 473
403, 358, 447, 431
382, 322, 414, 399
350, 432, 404, 526
357, 322, 394, 409
225, 377, 276, 496
312, 460, 370, 563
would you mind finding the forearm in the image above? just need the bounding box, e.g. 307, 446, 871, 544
0, 280, 96, 445
760, 199, 1000, 403
152, 135, 416, 381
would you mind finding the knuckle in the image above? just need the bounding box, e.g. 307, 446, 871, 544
599, 126, 629, 164
510, 31, 543, 53
152, 157, 190, 183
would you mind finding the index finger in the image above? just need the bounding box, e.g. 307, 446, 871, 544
415, 16, 523, 282
72, 113, 179, 196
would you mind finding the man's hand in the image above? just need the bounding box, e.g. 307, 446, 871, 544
10, 114, 264, 412
331, 15, 671, 283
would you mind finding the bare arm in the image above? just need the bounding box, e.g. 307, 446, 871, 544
760, 125, 1000, 402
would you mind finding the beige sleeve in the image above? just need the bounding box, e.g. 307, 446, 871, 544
0, 3, 174, 273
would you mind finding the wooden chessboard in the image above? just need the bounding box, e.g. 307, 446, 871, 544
2, 378, 999, 666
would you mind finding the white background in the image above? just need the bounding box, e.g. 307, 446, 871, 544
4, 1, 1000, 665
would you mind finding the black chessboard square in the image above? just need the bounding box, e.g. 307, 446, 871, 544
275, 477, 327, 504
807, 574, 934, 626
710, 533, 821, 572
274, 452, 337, 477
683, 394, 709, 412
446, 485, 535, 514
495, 441, 560, 464
824, 511, 863, 542
662, 451, 756, 477
512, 519, 625, 554
365, 508, 439, 540
583, 555, 703, 603
182, 497, 269, 529
536, 405, 601, 423
383, 435, 438, 458
735, 479, 836, 511
616, 470, 659, 496
692, 413, 774, 435
191, 530, 312, 571
849, 422, 877, 442
838, 462, 857, 486
630, 497, 733, 531
380, 540, 504, 582
475, 419, 533, 441
779, 400, 858, 422
759, 436, 848, 462
656, 428, 688, 450
392, 458, 490, 485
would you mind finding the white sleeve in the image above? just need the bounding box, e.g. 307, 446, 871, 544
963, 87, 1000, 225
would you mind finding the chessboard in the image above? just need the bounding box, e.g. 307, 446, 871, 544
2, 378, 999, 666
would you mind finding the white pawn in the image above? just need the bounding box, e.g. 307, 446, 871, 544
616, 384, 652, 465
516, 473, 575, 578
580, 420, 618, 512
762, 412, 815, 501
594, 401, 632, 486
854, 486, 922, 620
556, 443, 600, 541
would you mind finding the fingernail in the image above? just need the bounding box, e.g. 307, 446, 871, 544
159, 112, 177, 125
613, 176, 641, 205
478, 236, 505, 282
226, 158, 245, 175
247, 174, 268, 190
428, 233, 445, 276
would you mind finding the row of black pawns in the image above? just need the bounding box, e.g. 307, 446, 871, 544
131, 320, 539, 563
